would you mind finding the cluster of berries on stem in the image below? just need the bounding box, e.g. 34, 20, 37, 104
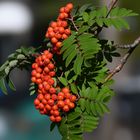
45, 3, 73, 54
31, 49, 77, 122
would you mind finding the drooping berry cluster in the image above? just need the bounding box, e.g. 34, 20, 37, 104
45, 3, 73, 54
31, 50, 77, 122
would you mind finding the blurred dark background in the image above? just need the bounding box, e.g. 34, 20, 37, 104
0, 0, 140, 140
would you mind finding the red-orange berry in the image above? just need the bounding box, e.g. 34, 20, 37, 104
48, 63, 55, 70
39, 103, 44, 110
34, 99, 40, 106
56, 42, 62, 48
48, 78, 55, 85
64, 99, 71, 105
31, 70, 37, 76
51, 94, 57, 101
58, 13, 65, 19
52, 105, 58, 110
47, 53, 53, 59
58, 27, 65, 34
48, 99, 54, 106
62, 87, 70, 94
60, 7, 65, 13
36, 67, 42, 73
36, 79, 42, 84
50, 22, 57, 28
57, 101, 65, 108
50, 115, 56, 122
63, 105, 70, 112
70, 95, 77, 102
62, 34, 68, 39
37, 94, 44, 101
58, 95, 64, 100
45, 104, 51, 111
55, 116, 62, 122
49, 87, 56, 94
51, 37, 58, 44
69, 102, 75, 109
44, 84, 51, 91
49, 71, 56, 77
31, 77, 36, 83
66, 3, 73, 10
54, 110, 60, 116
42, 99, 47, 105
65, 29, 71, 35
64, 7, 70, 13
45, 94, 51, 100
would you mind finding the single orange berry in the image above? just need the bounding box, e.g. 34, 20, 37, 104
55, 116, 62, 122
45, 104, 51, 111
66, 3, 73, 10
51, 37, 58, 44
31, 77, 36, 83
34, 99, 40, 106
44, 94, 51, 100
65, 29, 71, 35
50, 22, 57, 28
57, 100, 65, 108
69, 102, 75, 109
63, 105, 70, 112
60, 7, 65, 13
53, 110, 60, 116
62, 34, 68, 39
50, 115, 56, 122
56, 42, 62, 48
37, 94, 44, 101
62, 87, 70, 94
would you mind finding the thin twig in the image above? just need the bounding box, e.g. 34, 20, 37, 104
106, 0, 119, 17
104, 36, 140, 82
69, 14, 78, 32
116, 37, 140, 49
94, 0, 119, 35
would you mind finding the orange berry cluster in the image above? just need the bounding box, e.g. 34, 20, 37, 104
31, 50, 77, 122
45, 3, 73, 54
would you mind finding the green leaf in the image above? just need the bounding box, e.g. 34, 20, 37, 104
58, 77, 68, 86
0, 61, 9, 71
6, 77, 16, 91
9, 60, 18, 67
79, 4, 92, 14
17, 54, 26, 60
78, 26, 89, 34
63, 44, 76, 60
67, 112, 81, 122
0, 79, 8, 95
70, 83, 78, 94
83, 12, 89, 22
78, 98, 86, 111
74, 55, 83, 75
65, 49, 77, 67
5, 67, 10, 75
50, 122, 56, 132
61, 34, 76, 53
89, 10, 97, 19
30, 90, 36, 96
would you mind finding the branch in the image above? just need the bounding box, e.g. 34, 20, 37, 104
116, 36, 140, 49
105, 36, 140, 82
107, 0, 119, 17
68, 14, 78, 32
